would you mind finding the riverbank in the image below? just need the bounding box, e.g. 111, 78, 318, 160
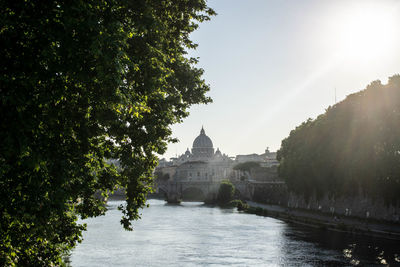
244, 201, 400, 241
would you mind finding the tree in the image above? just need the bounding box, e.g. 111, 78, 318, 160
233, 161, 260, 181
277, 75, 400, 204
0, 1, 215, 265
233, 161, 260, 172
217, 180, 235, 205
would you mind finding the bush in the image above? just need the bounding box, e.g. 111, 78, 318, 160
230, 200, 249, 211
217, 180, 235, 205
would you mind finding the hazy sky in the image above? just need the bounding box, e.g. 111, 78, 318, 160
163, 0, 400, 159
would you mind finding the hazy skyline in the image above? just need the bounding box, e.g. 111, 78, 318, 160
164, 0, 400, 159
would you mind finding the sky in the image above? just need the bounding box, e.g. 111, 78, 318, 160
163, 0, 400, 160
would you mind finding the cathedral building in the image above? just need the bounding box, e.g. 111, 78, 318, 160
155, 126, 279, 183
157, 127, 234, 182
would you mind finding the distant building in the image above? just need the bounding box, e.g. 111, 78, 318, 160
236, 147, 279, 167
236, 153, 263, 163
156, 127, 234, 182
156, 127, 279, 182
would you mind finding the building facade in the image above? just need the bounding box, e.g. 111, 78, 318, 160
155, 127, 279, 182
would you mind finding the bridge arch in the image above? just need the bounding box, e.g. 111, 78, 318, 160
157, 187, 168, 200
182, 187, 206, 201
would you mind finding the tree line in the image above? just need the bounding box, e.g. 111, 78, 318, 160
277, 75, 400, 205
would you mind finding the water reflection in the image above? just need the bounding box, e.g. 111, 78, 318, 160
281, 222, 400, 266
71, 199, 400, 266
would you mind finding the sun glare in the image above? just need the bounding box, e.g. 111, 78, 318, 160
333, 3, 399, 61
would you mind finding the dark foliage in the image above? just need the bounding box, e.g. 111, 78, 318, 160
233, 161, 260, 172
217, 180, 235, 205
278, 75, 400, 205
0, 0, 215, 265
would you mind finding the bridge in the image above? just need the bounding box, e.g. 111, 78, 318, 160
156, 180, 285, 203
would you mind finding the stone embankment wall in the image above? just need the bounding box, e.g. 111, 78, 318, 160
249, 184, 399, 223
286, 193, 400, 223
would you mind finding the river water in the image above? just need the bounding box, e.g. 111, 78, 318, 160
70, 199, 399, 266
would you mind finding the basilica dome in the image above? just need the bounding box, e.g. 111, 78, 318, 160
192, 127, 214, 158
193, 127, 213, 148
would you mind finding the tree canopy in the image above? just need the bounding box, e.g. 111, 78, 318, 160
217, 180, 235, 205
233, 161, 260, 172
277, 75, 400, 205
0, 0, 215, 265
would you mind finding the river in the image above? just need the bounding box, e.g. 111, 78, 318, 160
70, 199, 399, 266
